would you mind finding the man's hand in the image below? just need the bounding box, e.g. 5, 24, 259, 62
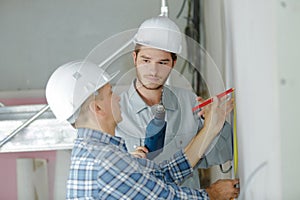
196, 96, 234, 120
195, 96, 206, 119
206, 179, 240, 200
203, 96, 234, 135
130, 146, 149, 158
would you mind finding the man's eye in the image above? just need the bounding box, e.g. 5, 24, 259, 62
159, 62, 168, 65
143, 59, 150, 63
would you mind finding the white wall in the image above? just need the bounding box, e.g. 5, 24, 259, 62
278, 0, 300, 198
221, 0, 300, 199
203, 0, 300, 198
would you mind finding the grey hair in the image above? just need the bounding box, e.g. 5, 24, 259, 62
67, 107, 81, 124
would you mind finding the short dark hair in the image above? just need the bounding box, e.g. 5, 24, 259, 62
134, 44, 177, 62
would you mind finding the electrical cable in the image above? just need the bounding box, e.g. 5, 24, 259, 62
176, 0, 187, 19
220, 163, 233, 173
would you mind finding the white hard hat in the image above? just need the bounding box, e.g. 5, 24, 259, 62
133, 16, 182, 54
46, 60, 118, 122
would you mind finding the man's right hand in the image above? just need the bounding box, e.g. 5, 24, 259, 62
206, 179, 240, 200
184, 96, 234, 167
130, 146, 149, 159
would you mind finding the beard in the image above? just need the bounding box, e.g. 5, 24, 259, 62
136, 73, 164, 90
140, 80, 163, 90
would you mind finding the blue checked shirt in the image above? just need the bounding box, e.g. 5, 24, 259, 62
66, 128, 210, 199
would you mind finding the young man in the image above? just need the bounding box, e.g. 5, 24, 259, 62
116, 16, 233, 188
46, 60, 239, 199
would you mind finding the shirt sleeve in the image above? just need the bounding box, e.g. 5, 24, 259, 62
151, 150, 193, 184
197, 121, 233, 168
97, 149, 210, 199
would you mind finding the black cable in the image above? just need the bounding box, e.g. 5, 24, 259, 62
219, 164, 233, 174
176, 0, 187, 19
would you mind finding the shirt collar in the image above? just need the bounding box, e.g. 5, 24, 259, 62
77, 128, 127, 152
128, 79, 178, 114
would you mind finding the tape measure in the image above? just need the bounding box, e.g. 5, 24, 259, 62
233, 91, 239, 178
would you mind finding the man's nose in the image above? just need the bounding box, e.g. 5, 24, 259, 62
148, 63, 159, 75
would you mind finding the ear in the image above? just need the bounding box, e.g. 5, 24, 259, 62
132, 51, 137, 66
172, 59, 177, 68
89, 100, 105, 117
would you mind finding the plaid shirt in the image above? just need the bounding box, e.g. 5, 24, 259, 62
66, 128, 209, 199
